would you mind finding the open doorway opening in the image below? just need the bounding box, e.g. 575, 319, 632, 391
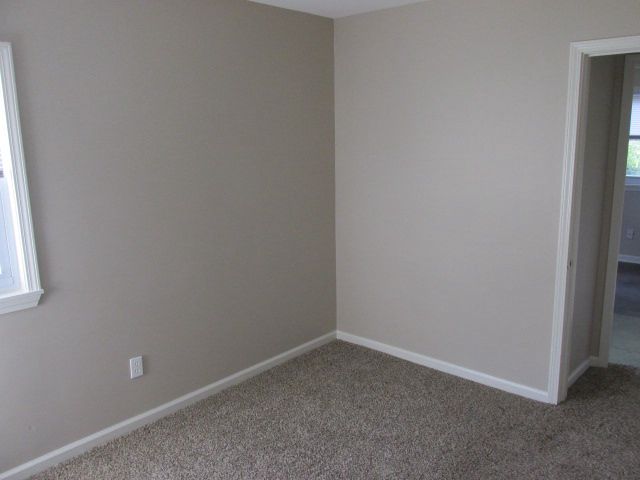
611, 57, 640, 367
552, 36, 640, 405
565, 52, 640, 393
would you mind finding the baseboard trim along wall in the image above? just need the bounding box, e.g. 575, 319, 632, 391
618, 254, 640, 265
0, 331, 337, 480
568, 356, 602, 387
336, 331, 551, 403
568, 358, 591, 387
589, 354, 608, 368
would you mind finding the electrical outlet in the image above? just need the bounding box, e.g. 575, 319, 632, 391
129, 356, 144, 379
627, 228, 635, 240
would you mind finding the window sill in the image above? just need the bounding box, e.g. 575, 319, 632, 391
625, 177, 640, 191
0, 289, 43, 315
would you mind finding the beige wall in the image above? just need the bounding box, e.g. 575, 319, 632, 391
620, 190, 640, 257
335, 0, 640, 391
570, 56, 623, 372
0, 0, 334, 471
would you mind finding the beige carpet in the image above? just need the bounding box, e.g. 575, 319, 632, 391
31, 341, 640, 479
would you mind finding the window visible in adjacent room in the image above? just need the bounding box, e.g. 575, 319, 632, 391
0, 42, 42, 313
628, 91, 640, 176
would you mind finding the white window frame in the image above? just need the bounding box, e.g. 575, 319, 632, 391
626, 90, 640, 188
625, 176, 640, 190
627, 135, 640, 190
0, 42, 42, 314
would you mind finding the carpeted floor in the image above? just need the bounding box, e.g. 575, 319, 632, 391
31, 341, 640, 480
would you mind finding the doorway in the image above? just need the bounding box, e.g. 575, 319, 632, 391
571, 53, 640, 375
569, 52, 640, 379
551, 37, 640, 405
611, 61, 640, 367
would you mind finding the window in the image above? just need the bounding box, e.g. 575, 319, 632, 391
0, 42, 42, 313
627, 91, 640, 177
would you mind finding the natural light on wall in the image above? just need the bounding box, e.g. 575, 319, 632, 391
0, 42, 42, 314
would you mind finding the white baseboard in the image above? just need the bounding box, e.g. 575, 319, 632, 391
567, 357, 592, 387
0, 331, 337, 480
618, 254, 640, 265
588, 354, 608, 368
336, 331, 550, 403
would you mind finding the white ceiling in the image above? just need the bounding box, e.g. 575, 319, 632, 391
249, 0, 428, 19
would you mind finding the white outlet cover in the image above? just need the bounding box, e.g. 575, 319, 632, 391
129, 356, 144, 379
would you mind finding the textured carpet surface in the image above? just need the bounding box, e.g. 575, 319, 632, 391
31, 341, 640, 480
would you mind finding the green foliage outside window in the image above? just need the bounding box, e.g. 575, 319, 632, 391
627, 139, 640, 177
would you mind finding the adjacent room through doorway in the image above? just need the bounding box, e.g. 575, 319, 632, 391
567, 50, 640, 389
612, 263, 640, 366
612, 62, 640, 367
